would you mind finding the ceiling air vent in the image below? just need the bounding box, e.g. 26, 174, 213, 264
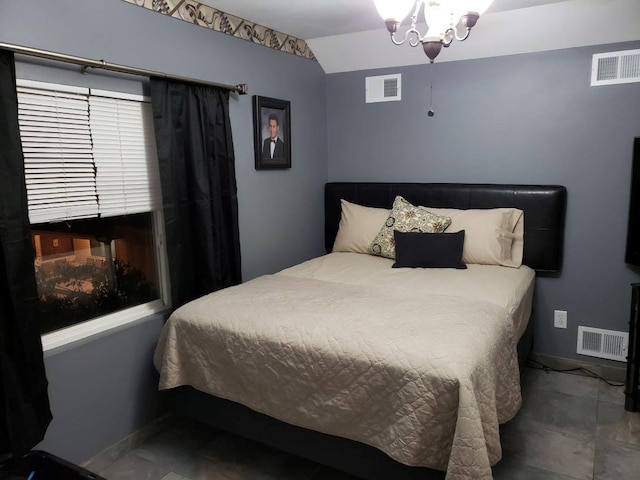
591, 49, 640, 86
577, 326, 628, 362
366, 74, 401, 103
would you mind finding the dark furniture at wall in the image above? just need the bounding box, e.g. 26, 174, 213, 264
0, 450, 105, 480
168, 182, 567, 480
626, 283, 640, 412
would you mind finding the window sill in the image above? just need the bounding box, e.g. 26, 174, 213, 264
41, 299, 170, 357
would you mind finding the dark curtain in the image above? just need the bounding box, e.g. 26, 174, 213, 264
0, 50, 52, 457
150, 78, 242, 309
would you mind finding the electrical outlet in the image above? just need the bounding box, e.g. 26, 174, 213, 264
554, 310, 568, 329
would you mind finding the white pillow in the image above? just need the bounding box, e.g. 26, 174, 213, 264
332, 199, 390, 254
425, 207, 524, 267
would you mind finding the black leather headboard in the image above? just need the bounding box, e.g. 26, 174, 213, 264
325, 183, 567, 273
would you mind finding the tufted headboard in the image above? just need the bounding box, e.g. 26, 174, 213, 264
325, 182, 567, 273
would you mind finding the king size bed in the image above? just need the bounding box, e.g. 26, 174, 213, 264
154, 182, 567, 480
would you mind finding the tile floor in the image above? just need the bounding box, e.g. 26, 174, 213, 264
88, 367, 640, 480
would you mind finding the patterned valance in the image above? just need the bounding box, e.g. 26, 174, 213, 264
123, 0, 316, 61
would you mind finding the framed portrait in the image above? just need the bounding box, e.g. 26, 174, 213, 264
253, 95, 291, 170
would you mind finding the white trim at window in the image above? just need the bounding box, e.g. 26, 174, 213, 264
41, 299, 167, 355
153, 209, 172, 308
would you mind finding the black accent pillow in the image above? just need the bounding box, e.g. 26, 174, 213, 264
392, 230, 467, 269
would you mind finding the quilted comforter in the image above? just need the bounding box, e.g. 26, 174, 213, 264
154, 254, 530, 480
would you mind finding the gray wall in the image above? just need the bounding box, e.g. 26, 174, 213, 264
327, 42, 640, 363
3, 0, 638, 466
38, 315, 167, 465
0, 0, 328, 464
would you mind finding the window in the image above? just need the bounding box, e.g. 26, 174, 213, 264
16, 79, 168, 346
32, 213, 159, 334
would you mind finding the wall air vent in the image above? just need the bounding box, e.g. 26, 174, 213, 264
365, 74, 401, 103
577, 326, 628, 362
591, 49, 640, 86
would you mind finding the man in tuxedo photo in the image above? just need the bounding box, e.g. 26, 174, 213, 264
262, 113, 285, 160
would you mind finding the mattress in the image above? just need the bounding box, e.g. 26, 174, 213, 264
279, 252, 535, 339
154, 253, 535, 480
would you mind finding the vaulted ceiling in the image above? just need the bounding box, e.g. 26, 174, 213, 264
199, 0, 562, 39
199, 0, 640, 73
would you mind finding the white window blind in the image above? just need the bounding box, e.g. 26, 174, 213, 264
16, 80, 161, 223
90, 91, 162, 217
17, 80, 98, 224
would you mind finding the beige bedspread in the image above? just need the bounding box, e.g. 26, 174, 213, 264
154, 254, 533, 480
280, 253, 535, 339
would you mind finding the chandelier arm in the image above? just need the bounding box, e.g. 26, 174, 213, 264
391, 27, 423, 47
403, 0, 424, 46
390, 31, 407, 46
453, 24, 472, 42
408, 28, 423, 47
442, 28, 454, 47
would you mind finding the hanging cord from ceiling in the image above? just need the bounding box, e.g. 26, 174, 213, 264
427, 62, 435, 117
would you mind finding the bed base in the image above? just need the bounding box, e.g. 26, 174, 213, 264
169, 389, 445, 479
166, 182, 564, 479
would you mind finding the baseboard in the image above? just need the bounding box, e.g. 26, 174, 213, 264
81, 413, 176, 474
528, 353, 626, 383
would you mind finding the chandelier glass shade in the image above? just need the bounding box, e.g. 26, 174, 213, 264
373, 0, 494, 62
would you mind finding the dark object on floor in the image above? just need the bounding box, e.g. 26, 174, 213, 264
0, 450, 104, 480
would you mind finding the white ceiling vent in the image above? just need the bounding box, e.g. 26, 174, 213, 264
365, 74, 401, 103
591, 49, 640, 86
577, 326, 628, 362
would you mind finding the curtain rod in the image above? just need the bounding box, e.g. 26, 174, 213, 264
0, 41, 248, 95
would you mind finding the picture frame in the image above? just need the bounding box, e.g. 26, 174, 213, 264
253, 95, 291, 170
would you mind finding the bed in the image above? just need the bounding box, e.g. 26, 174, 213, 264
154, 182, 567, 480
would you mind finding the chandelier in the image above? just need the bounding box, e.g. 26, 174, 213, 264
373, 0, 494, 62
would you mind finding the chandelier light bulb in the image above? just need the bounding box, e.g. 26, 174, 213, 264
423, 2, 453, 38
373, 0, 415, 22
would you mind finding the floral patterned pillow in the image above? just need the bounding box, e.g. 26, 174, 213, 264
368, 196, 452, 259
